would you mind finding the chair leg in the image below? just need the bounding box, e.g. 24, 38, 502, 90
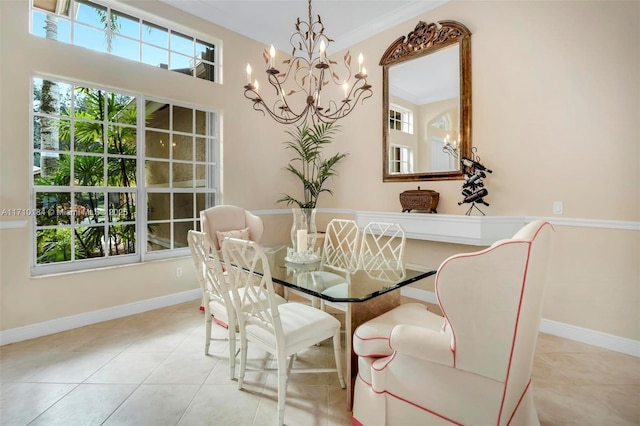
204, 311, 212, 356
333, 330, 346, 389
276, 354, 289, 426
237, 332, 248, 389
227, 318, 236, 380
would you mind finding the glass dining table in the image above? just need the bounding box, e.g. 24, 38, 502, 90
262, 244, 437, 409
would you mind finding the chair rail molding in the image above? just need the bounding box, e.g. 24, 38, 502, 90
401, 287, 640, 358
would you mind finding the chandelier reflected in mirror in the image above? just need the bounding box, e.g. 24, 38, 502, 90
243, 0, 373, 125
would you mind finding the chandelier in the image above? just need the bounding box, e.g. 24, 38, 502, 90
243, 0, 373, 125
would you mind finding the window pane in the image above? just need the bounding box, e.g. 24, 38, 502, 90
112, 35, 140, 61
107, 125, 137, 155
171, 31, 193, 56
109, 93, 137, 124
75, 192, 105, 224
196, 193, 206, 216
170, 53, 192, 75
107, 157, 137, 187
147, 193, 170, 221
75, 225, 105, 259
172, 105, 192, 133
35, 192, 71, 226
173, 221, 192, 248
195, 59, 215, 82
75, 0, 106, 27
172, 134, 192, 161
108, 192, 136, 222
74, 22, 107, 53
33, 79, 73, 116
75, 86, 105, 118
173, 193, 193, 219
34, 117, 71, 151
74, 155, 104, 186
145, 160, 169, 187
195, 137, 207, 162
145, 130, 169, 159
142, 44, 168, 68
147, 102, 170, 130
36, 154, 70, 186
195, 110, 208, 135
196, 40, 215, 62
108, 224, 136, 255
33, 0, 71, 15
195, 164, 208, 188
172, 163, 193, 187
112, 10, 139, 39
74, 120, 104, 153
147, 222, 171, 251
142, 21, 168, 48
37, 229, 72, 264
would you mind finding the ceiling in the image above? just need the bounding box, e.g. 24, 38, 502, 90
159, 0, 446, 53
160, 0, 453, 106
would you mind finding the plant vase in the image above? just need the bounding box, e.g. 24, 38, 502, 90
286, 208, 320, 263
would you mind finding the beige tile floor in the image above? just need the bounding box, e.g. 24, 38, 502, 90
1, 299, 638, 426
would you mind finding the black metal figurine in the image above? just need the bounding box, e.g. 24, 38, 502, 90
458, 148, 492, 215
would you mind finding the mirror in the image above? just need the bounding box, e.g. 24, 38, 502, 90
381, 20, 472, 182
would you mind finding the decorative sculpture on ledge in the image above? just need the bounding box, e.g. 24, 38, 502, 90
458, 148, 492, 215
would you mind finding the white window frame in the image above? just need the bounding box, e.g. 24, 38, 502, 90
30, 75, 219, 276
29, 0, 220, 83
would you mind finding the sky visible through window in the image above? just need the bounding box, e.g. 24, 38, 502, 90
31, 1, 215, 79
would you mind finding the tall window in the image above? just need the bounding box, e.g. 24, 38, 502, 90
30, 0, 217, 82
31, 77, 218, 275
389, 105, 413, 134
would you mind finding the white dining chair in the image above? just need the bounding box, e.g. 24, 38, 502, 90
187, 230, 239, 380
358, 221, 406, 282
221, 237, 346, 426
321, 221, 406, 308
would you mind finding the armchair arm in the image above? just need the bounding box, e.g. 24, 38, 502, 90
390, 324, 454, 367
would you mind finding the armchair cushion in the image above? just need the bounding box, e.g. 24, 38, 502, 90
353, 303, 448, 357
390, 324, 454, 367
215, 227, 249, 249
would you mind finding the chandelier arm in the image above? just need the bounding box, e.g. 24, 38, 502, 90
243, 0, 372, 125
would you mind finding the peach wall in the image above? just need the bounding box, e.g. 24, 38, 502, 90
1, 1, 639, 342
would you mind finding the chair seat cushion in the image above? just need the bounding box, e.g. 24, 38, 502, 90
354, 303, 447, 357
246, 302, 340, 350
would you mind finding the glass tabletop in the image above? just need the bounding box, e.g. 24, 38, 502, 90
262, 245, 437, 303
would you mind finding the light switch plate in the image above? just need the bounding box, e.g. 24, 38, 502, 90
553, 201, 563, 215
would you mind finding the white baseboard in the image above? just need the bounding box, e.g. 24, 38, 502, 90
401, 287, 640, 358
3, 285, 639, 358
0, 289, 201, 346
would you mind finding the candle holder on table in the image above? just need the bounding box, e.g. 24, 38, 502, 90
285, 208, 321, 263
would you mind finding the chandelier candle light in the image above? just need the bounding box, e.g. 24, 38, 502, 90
243, 0, 373, 125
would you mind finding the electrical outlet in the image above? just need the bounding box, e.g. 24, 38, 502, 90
553, 201, 563, 215
176, 266, 183, 277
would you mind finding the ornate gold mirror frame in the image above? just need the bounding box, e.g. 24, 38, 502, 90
381, 20, 472, 182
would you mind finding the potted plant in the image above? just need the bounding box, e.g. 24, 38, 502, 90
277, 122, 347, 258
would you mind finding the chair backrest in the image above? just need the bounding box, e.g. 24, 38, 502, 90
359, 222, 406, 282
321, 219, 360, 274
187, 230, 233, 310
200, 205, 264, 250
435, 220, 554, 422
221, 237, 283, 341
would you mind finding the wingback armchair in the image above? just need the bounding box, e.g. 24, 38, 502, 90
200, 205, 264, 250
352, 220, 554, 426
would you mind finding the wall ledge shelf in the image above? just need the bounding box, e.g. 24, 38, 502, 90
355, 211, 525, 246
